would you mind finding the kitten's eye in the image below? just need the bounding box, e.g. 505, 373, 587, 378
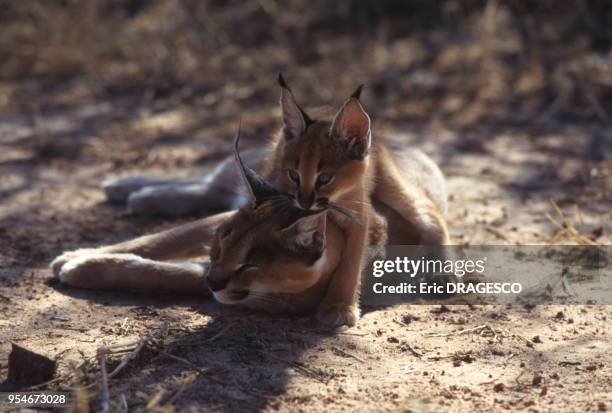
288, 169, 300, 185
316, 172, 334, 188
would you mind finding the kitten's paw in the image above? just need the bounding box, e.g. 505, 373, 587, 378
50, 249, 98, 277
316, 303, 360, 328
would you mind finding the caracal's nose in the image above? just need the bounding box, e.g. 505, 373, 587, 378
298, 192, 315, 209
205, 266, 229, 292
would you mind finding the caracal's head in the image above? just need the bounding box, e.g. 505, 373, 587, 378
276, 74, 372, 210
206, 129, 328, 308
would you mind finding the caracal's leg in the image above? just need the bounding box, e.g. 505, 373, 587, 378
50, 211, 235, 275
108, 148, 265, 217
58, 253, 210, 296
103, 176, 198, 204
374, 147, 450, 245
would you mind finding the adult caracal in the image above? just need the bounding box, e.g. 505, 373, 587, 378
60, 76, 449, 326
53, 131, 386, 315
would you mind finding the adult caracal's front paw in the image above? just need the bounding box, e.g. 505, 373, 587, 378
50, 249, 98, 276
316, 303, 360, 327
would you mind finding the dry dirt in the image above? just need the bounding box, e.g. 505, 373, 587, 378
0, 81, 611, 413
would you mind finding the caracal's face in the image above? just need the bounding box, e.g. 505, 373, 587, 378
280, 120, 368, 210
277, 75, 371, 211
205, 195, 327, 307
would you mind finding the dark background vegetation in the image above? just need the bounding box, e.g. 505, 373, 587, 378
0, 0, 610, 126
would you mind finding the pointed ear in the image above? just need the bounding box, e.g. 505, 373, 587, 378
278, 73, 312, 142
330, 95, 371, 160
281, 211, 327, 251
350, 84, 364, 100
234, 126, 280, 207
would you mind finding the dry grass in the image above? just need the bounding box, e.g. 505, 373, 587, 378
546, 199, 601, 246
0, 0, 609, 125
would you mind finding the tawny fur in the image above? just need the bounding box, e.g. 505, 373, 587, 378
53, 78, 449, 327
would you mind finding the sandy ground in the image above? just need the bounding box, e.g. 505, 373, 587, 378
0, 85, 611, 412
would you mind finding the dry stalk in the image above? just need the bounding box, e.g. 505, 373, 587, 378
97, 348, 110, 413
424, 324, 506, 342
546, 199, 599, 245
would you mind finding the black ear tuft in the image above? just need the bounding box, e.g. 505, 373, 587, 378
351, 84, 364, 100
278, 72, 289, 89
234, 125, 280, 206
278, 73, 314, 134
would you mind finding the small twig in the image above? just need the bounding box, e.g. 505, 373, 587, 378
98, 348, 110, 413
119, 394, 128, 413
424, 324, 492, 337
546, 199, 600, 245
166, 372, 197, 406
559, 361, 581, 367
154, 348, 214, 378
145, 389, 166, 411
258, 350, 330, 383
424, 324, 513, 344
514, 368, 526, 388
153, 348, 264, 399
54, 348, 72, 361
331, 346, 365, 363
485, 225, 509, 241
404, 343, 423, 358
165, 323, 235, 348
75, 324, 169, 391
106, 324, 168, 381
104, 339, 147, 382
205, 323, 235, 343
